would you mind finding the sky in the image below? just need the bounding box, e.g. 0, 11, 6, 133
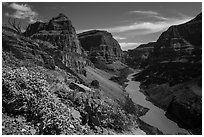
2, 2, 202, 50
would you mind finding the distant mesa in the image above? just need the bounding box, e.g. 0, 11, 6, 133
78, 30, 123, 64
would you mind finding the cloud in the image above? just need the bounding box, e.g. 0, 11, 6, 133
129, 10, 159, 16
114, 36, 127, 40
105, 16, 191, 35
129, 10, 181, 22
119, 42, 142, 51
76, 12, 192, 51
77, 12, 191, 37
76, 29, 91, 34
4, 3, 40, 23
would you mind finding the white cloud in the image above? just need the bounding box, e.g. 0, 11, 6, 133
129, 10, 159, 16
105, 16, 191, 35
114, 36, 127, 40
77, 13, 191, 36
76, 11, 192, 51
4, 3, 40, 23
129, 10, 169, 21
119, 42, 142, 51
76, 29, 91, 34
9, 3, 32, 12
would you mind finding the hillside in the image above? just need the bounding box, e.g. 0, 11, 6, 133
2, 13, 153, 135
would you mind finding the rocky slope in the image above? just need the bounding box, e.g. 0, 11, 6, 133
3, 26, 56, 70
78, 30, 123, 64
24, 13, 90, 72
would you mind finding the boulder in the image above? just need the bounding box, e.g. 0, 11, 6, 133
69, 82, 86, 92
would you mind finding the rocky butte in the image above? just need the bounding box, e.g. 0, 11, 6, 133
78, 30, 123, 64
24, 13, 90, 73
153, 12, 202, 62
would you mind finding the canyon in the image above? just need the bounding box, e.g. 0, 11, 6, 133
2, 11, 202, 135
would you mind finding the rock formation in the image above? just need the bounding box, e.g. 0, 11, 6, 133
24, 13, 90, 72
153, 13, 202, 62
3, 26, 55, 69
124, 13, 202, 68
78, 30, 123, 64
123, 42, 155, 68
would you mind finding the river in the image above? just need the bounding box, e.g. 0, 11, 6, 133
125, 72, 189, 135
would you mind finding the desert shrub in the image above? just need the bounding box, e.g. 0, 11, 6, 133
2, 67, 76, 135
90, 80, 99, 88
81, 69, 87, 77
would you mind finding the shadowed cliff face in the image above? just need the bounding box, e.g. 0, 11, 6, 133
23, 13, 90, 72
78, 30, 123, 64
123, 42, 155, 69
153, 13, 202, 62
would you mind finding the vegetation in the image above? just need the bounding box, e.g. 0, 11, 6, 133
90, 80, 100, 88
2, 52, 142, 135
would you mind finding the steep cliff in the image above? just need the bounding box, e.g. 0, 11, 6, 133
24, 13, 89, 72
153, 13, 202, 62
78, 30, 123, 64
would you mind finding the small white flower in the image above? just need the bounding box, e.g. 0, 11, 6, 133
21, 129, 26, 132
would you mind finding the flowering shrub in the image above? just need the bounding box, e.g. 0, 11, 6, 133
2, 67, 79, 135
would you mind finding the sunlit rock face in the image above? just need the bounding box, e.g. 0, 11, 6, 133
78, 30, 123, 64
24, 13, 90, 72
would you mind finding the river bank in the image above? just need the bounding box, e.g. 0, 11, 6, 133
137, 81, 202, 134
125, 72, 190, 135
109, 69, 165, 135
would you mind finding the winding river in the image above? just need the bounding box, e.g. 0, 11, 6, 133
125, 72, 189, 135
